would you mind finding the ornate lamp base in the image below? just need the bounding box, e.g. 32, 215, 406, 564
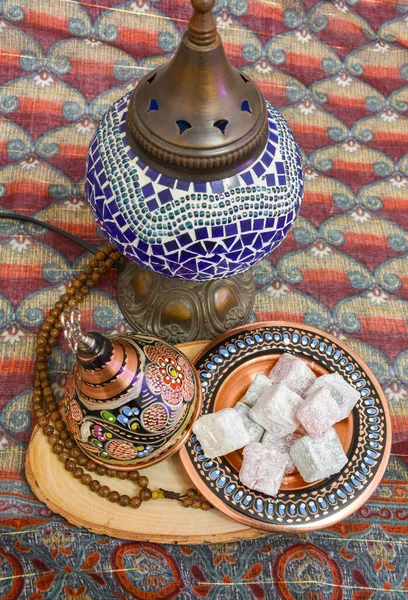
116, 262, 255, 344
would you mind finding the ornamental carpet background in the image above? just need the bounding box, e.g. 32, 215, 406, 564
0, 0, 407, 598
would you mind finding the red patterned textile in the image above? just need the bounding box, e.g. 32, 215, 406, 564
0, 1, 407, 598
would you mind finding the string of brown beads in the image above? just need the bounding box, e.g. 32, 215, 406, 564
33, 245, 211, 511
180, 488, 211, 510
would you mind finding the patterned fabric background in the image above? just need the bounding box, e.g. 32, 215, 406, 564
0, 0, 407, 598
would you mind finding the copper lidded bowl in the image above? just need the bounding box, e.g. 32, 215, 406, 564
179, 321, 392, 532
62, 309, 202, 470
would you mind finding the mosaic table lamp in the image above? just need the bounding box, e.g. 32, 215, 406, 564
86, 0, 303, 343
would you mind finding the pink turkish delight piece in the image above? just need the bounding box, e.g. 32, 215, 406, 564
262, 431, 302, 474
268, 353, 316, 397
297, 386, 342, 438
307, 372, 360, 420
249, 383, 303, 437
239, 441, 287, 497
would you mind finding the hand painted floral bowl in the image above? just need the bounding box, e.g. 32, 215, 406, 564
61, 309, 201, 470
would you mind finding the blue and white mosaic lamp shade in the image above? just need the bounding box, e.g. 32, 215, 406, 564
86, 91, 304, 282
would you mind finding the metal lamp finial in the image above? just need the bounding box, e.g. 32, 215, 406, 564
61, 308, 97, 355
188, 0, 217, 46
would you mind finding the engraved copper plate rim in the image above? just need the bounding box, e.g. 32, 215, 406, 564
179, 321, 392, 533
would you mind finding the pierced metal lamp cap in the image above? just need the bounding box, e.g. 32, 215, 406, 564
126, 0, 268, 180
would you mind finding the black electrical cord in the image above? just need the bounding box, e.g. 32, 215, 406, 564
0, 212, 125, 271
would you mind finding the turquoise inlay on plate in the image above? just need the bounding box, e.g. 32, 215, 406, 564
266, 503, 274, 516
343, 482, 353, 494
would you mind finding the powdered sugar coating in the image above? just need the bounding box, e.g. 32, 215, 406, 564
298, 386, 342, 438
242, 373, 272, 408
240, 441, 287, 496
192, 408, 251, 459
234, 402, 264, 442
249, 383, 303, 437
307, 372, 360, 420
268, 353, 316, 397
262, 431, 302, 474
289, 428, 348, 482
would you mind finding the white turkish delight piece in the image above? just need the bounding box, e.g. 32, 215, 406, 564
268, 353, 316, 397
262, 431, 302, 474
289, 428, 348, 483
192, 408, 251, 459
307, 372, 360, 420
239, 442, 287, 497
297, 386, 342, 438
234, 402, 264, 442
242, 373, 272, 408
249, 383, 303, 437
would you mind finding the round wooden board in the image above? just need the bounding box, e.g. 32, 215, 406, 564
26, 340, 264, 544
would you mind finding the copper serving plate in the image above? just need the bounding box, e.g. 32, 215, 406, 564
179, 322, 392, 532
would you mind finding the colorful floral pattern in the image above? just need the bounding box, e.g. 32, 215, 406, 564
0, 0, 407, 597
112, 543, 184, 599
65, 398, 82, 439
105, 438, 137, 460
145, 342, 195, 406
141, 403, 169, 432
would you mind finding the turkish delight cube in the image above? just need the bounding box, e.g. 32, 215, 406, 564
289, 428, 348, 483
234, 402, 264, 442
249, 383, 303, 437
239, 441, 287, 496
307, 372, 360, 420
268, 353, 316, 397
262, 431, 302, 474
192, 408, 251, 459
242, 373, 272, 408
297, 386, 342, 438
